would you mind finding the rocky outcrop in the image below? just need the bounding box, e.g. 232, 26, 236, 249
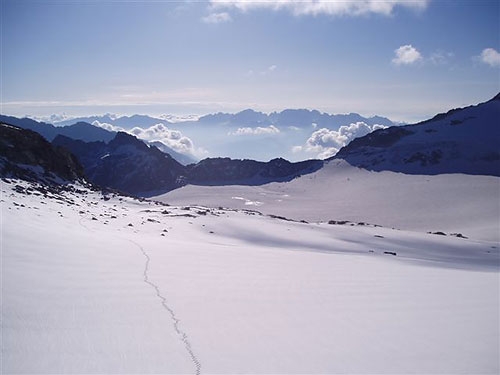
186, 157, 323, 185
54, 132, 323, 196
53, 132, 186, 195
0, 123, 84, 183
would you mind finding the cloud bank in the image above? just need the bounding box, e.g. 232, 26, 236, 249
295, 122, 387, 159
93, 121, 201, 157
210, 0, 429, 17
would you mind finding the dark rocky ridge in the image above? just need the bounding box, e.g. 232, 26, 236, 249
0, 123, 85, 183
185, 157, 323, 186
54, 132, 323, 196
53, 132, 186, 195
0, 115, 116, 143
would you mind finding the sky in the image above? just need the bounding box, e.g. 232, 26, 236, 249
1, 0, 499, 123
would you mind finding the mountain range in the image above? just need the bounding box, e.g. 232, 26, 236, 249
40, 109, 398, 162
0, 114, 196, 165
2, 94, 499, 374
52, 133, 322, 196
1, 93, 499, 196
49, 109, 395, 129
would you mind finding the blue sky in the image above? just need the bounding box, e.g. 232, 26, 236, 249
1, 0, 499, 122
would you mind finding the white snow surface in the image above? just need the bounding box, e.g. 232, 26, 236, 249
159, 159, 500, 242
2, 177, 499, 374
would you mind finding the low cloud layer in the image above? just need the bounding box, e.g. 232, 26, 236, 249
93, 121, 201, 157
210, 0, 429, 17
294, 122, 387, 159
229, 125, 280, 136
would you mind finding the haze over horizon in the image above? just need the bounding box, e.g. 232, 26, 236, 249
1, 0, 499, 123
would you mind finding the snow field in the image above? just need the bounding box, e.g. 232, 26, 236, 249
2, 178, 499, 373
159, 160, 500, 242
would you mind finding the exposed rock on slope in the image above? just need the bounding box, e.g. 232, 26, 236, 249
186, 157, 323, 185
54, 132, 323, 196
333, 93, 500, 176
53, 132, 186, 195
0, 123, 84, 183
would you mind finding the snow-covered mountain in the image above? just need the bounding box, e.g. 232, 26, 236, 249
2, 120, 498, 374
158, 94, 500, 242
333, 93, 500, 176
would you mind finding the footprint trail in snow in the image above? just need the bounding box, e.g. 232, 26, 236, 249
131, 239, 202, 375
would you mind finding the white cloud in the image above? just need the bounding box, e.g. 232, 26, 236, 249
229, 125, 280, 136
93, 121, 200, 157
392, 44, 422, 65
480, 48, 500, 67
210, 0, 429, 17
129, 123, 195, 154
202, 12, 232, 24
295, 122, 387, 159
92, 120, 123, 133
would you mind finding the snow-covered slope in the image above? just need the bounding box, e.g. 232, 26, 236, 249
158, 159, 500, 242
159, 95, 500, 242
2, 178, 498, 373
334, 94, 500, 176
2, 95, 499, 374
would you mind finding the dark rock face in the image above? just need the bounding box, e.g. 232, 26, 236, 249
185, 157, 323, 185
54, 132, 323, 196
0, 123, 84, 182
53, 132, 186, 195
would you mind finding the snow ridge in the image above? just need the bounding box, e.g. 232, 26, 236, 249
130, 239, 202, 375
